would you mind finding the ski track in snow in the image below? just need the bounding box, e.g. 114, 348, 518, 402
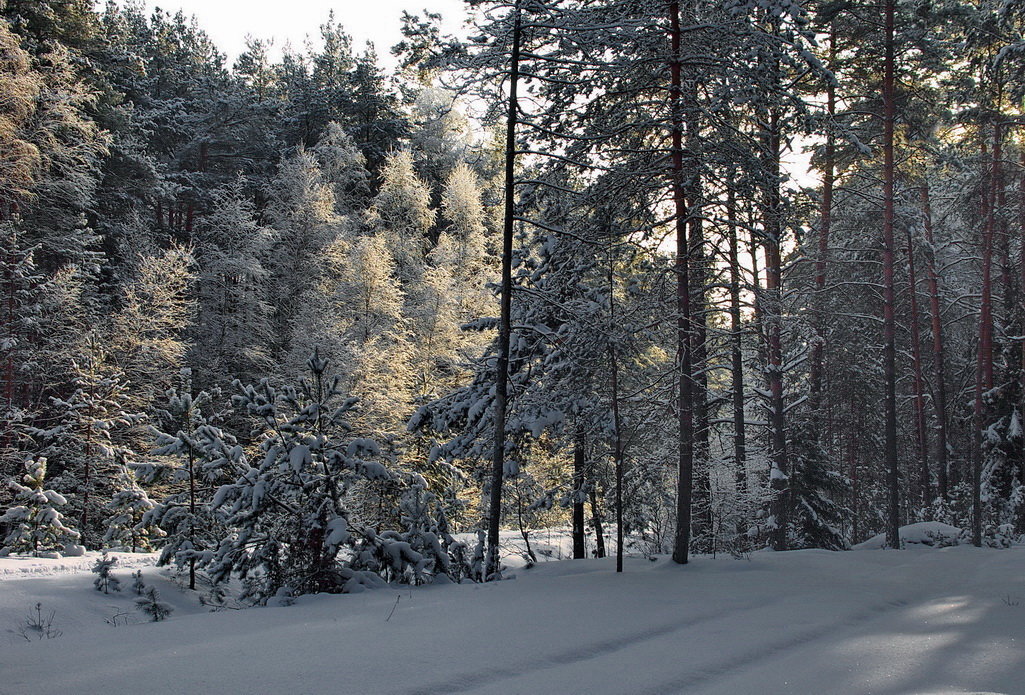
411, 595, 917, 695
2, 545, 1023, 695
404, 596, 771, 695
634, 598, 913, 695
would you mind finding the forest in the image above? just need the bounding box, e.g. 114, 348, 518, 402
1, 0, 1024, 605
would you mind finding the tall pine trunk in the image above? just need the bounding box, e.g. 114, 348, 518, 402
608, 253, 625, 571
572, 426, 586, 559
808, 26, 836, 414
763, 103, 789, 551
727, 185, 747, 494
689, 103, 711, 550
906, 221, 930, 507
881, 0, 901, 549
1019, 151, 1025, 532
972, 123, 1000, 547
669, 0, 695, 566
920, 182, 949, 499
589, 488, 606, 559
486, 1, 522, 579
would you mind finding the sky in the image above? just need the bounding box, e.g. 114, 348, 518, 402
121, 1, 469, 66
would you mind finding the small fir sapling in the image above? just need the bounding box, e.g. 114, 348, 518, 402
135, 586, 173, 621
199, 582, 230, 609
92, 553, 122, 593
103, 465, 165, 552
132, 570, 146, 595
34, 337, 144, 548
0, 458, 81, 557
393, 473, 463, 584
145, 373, 228, 591
345, 475, 470, 586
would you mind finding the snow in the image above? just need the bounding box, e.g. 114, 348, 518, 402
852, 521, 963, 550
2, 540, 1024, 694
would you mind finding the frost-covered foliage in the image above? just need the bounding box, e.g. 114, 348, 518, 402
192, 179, 274, 388
92, 552, 122, 593
142, 373, 228, 589
135, 586, 173, 621
102, 466, 164, 552
369, 149, 436, 282
197, 352, 472, 601
313, 122, 371, 215
349, 473, 472, 584
0, 458, 80, 556
782, 421, 850, 551
205, 352, 398, 602
7, 0, 1025, 590
32, 339, 143, 548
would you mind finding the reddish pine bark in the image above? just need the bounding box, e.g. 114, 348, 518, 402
1018, 151, 1025, 530
763, 108, 789, 551
972, 124, 1001, 547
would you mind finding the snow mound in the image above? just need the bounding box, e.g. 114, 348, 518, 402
852, 521, 962, 550
0, 551, 158, 580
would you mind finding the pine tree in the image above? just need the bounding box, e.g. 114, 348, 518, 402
368, 149, 436, 284
313, 122, 371, 216
92, 551, 121, 593
264, 147, 339, 362
206, 352, 397, 603
144, 371, 225, 590
35, 337, 142, 547
135, 585, 173, 621
191, 177, 273, 389
0, 457, 80, 556
102, 464, 164, 552
110, 245, 195, 419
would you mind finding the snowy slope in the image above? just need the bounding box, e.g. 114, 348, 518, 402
1, 544, 1023, 694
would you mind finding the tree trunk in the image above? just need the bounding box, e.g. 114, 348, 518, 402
1018, 150, 1025, 532
669, 0, 695, 566
763, 102, 789, 552
972, 123, 1000, 547
486, 0, 523, 580
611, 337, 625, 572
881, 0, 901, 550
848, 404, 861, 542
689, 131, 710, 550
3, 246, 15, 454
905, 222, 930, 507
609, 254, 625, 571
920, 182, 949, 499
572, 426, 586, 560
727, 185, 746, 494
589, 487, 606, 559
748, 221, 766, 366
189, 447, 197, 591
809, 25, 836, 414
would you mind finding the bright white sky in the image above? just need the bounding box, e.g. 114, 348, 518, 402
121, 1, 468, 66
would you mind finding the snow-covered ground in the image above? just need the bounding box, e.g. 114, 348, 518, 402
2, 539, 1023, 694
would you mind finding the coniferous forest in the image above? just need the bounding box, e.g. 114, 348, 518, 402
2, 0, 1025, 606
